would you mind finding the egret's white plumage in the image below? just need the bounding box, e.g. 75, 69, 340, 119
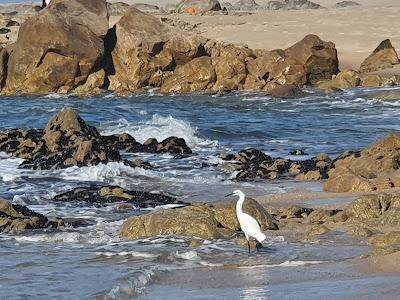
226, 189, 266, 253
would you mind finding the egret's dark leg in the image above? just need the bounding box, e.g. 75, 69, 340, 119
41, 0, 46, 8
247, 240, 250, 254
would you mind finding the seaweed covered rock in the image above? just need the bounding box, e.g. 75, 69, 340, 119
219, 148, 333, 181
0, 108, 192, 169
324, 133, 400, 192
0, 198, 63, 233
52, 186, 187, 208
120, 198, 278, 240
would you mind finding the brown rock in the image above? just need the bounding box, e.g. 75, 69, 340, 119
324, 134, 400, 192
306, 225, 330, 237
284, 34, 339, 84
0, 198, 63, 233
295, 170, 322, 181
316, 69, 360, 91
213, 56, 247, 91
120, 199, 277, 240
369, 231, 400, 247
49, 0, 109, 38
4, 0, 106, 94
73, 69, 105, 94
361, 74, 383, 87
360, 39, 400, 73
160, 56, 216, 93
110, 7, 206, 92
267, 84, 303, 98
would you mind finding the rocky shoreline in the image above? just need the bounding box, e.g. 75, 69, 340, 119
0, 0, 398, 97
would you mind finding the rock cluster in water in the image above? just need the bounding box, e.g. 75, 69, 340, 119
218, 148, 334, 181
52, 185, 186, 208
0, 107, 191, 170
265, 0, 322, 10
0, 198, 64, 233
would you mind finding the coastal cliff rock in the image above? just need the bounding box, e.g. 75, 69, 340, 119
324, 134, 400, 192
52, 186, 186, 208
120, 198, 278, 240
175, 0, 222, 14
0, 198, 64, 233
4, 0, 108, 94
359, 39, 400, 73
0, 107, 192, 169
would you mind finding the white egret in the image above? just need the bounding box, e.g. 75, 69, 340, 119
225, 190, 266, 254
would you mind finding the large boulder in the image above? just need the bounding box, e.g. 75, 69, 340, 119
359, 39, 400, 73
175, 0, 222, 14
324, 134, 400, 192
4, 0, 108, 94
109, 7, 206, 92
49, 0, 109, 38
284, 34, 339, 84
266, 0, 322, 10
160, 56, 216, 93
120, 198, 278, 240
0, 198, 63, 233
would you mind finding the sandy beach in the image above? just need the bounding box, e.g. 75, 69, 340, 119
106, 0, 400, 70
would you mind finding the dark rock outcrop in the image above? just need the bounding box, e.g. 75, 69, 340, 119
360, 39, 400, 73
0, 108, 192, 170
120, 198, 278, 240
52, 186, 187, 208
0, 198, 64, 233
219, 148, 334, 181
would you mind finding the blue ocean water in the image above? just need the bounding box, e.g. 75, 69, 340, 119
0, 87, 400, 299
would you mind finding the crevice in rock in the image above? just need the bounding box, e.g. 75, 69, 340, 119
103, 25, 117, 89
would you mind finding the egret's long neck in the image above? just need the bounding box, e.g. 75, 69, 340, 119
236, 193, 245, 215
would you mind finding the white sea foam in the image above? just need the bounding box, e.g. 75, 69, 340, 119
238, 260, 324, 269
96, 251, 159, 259
100, 114, 218, 149
175, 250, 199, 260
56, 162, 157, 182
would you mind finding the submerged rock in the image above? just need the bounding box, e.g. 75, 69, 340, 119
52, 186, 186, 208
359, 39, 400, 73
0, 107, 192, 170
0, 198, 63, 233
120, 198, 278, 240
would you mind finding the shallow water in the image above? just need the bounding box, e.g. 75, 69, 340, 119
1, 87, 400, 299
